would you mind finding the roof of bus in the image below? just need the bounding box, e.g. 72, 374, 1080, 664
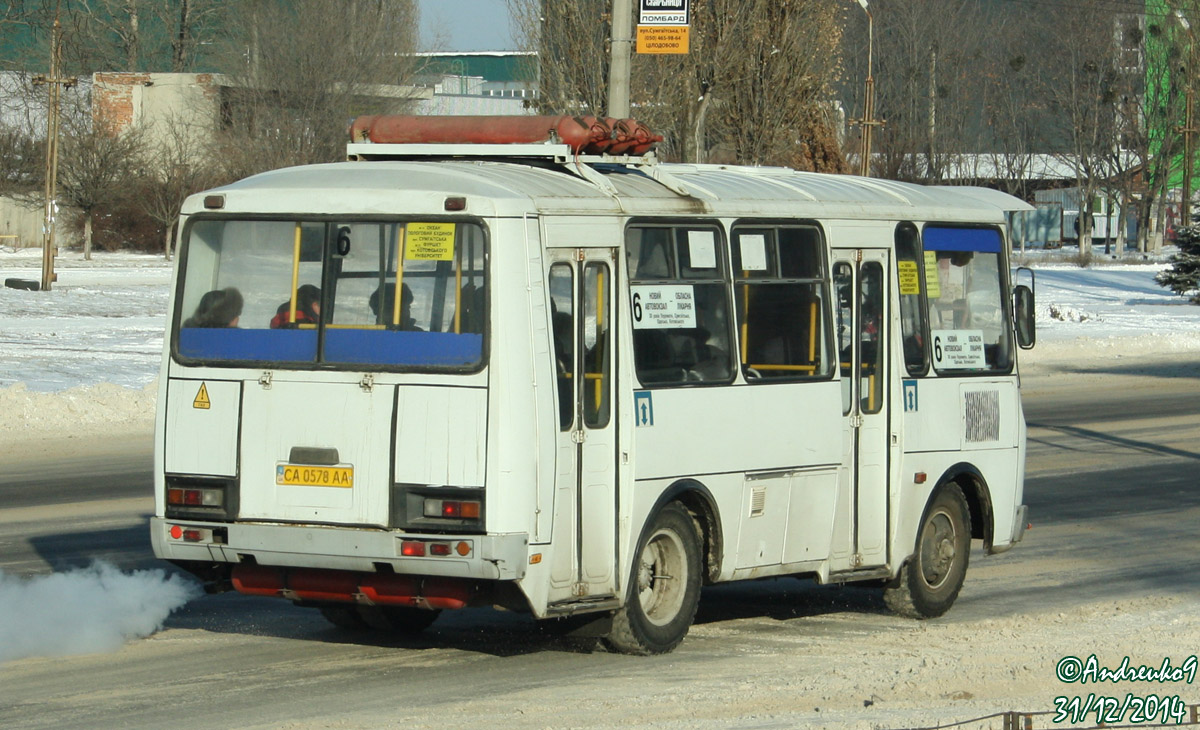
182, 158, 1027, 224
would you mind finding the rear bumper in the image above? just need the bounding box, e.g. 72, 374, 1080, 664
150, 517, 529, 581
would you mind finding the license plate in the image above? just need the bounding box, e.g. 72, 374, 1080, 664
275, 464, 354, 488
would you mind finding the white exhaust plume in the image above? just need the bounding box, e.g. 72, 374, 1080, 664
0, 561, 200, 663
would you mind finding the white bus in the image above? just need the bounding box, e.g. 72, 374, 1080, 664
152, 118, 1035, 654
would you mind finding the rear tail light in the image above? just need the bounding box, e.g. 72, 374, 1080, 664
423, 499, 481, 519
398, 539, 473, 559
164, 476, 237, 520
168, 487, 224, 507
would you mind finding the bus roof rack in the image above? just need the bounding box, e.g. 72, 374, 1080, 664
345, 146, 691, 198
344, 114, 691, 197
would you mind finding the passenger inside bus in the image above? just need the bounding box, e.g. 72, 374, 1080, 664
183, 287, 243, 328
270, 284, 321, 328
368, 282, 422, 330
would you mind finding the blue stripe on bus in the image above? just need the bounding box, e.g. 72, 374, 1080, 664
178, 328, 482, 367
922, 226, 1001, 253
179, 328, 317, 361
324, 330, 482, 366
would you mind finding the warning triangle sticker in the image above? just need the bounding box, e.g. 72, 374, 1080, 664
193, 383, 211, 410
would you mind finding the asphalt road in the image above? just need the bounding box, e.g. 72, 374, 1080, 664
1, 365, 1197, 729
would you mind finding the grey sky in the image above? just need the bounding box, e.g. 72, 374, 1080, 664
417, 0, 520, 52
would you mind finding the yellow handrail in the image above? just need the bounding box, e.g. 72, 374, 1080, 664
288, 223, 302, 324
392, 225, 407, 327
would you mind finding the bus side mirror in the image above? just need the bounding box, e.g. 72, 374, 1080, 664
1014, 284, 1035, 350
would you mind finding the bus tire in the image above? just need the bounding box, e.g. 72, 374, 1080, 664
884, 484, 971, 619
606, 502, 702, 655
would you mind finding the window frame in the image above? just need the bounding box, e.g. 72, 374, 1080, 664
171, 213, 490, 375
729, 219, 835, 385
919, 222, 1015, 377
624, 219, 736, 388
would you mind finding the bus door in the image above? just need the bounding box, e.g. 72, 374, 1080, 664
547, 250, 618, 599
832, 249, 889, 569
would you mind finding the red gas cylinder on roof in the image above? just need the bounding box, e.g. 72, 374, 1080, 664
350, 115, 626, 154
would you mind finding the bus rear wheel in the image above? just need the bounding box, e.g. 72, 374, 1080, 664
884, 483, 971, 619
606, 503, 702, 655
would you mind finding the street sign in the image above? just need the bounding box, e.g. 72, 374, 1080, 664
639, 0, 689, 25
636, 26, 689, 54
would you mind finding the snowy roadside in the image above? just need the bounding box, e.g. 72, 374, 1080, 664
2, 248, 1199, 454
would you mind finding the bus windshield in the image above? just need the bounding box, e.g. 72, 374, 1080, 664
174, 218, 486, 369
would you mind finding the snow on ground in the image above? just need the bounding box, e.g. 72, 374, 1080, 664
1, 245, 1200, 443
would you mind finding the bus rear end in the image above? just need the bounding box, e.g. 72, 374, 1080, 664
150, 189, 529, 629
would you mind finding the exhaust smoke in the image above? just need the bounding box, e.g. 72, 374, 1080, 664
0, 561, 199, 663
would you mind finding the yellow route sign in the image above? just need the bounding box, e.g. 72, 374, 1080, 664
405, 222, 455, 261
898, 260, 920, 295
193, 382, 211, 410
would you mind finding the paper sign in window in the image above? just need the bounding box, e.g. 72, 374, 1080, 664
931, 329, 986, 369
686, 230, 717, 269
630, 284, 698, 329
898, 260, 921, 295
738, 234, 768, 271
406, 223, 456, 261
924, 251, 941, 298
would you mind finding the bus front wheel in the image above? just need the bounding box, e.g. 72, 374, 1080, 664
606, 502, 702, 655
884, 484, 971, 619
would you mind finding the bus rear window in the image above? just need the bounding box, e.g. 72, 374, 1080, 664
175, 219, 486, 369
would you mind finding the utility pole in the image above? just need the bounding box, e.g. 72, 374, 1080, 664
608, 0, 633, 118
32, 14, 76, 292
849, 0, 882, 177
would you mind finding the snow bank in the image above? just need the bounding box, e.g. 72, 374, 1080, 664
0, 381, 157, 440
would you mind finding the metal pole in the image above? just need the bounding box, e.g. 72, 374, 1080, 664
33, 16, 73, 291
859, 3, 875, 177
608, 0, 633, 117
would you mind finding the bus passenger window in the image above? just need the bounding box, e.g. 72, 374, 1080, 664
833, 262, 854, 415
626, 225, 733, 386
895, 224, 929, 376
859, 263, 885, 414
548, 264, 574, 430
583, 262, 611, 428
922, 226, 1012, 374
732, 225, 832, 382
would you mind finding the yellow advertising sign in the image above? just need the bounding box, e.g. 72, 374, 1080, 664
637, 25, 690, 54
405, 222, 456, 261
897, 260, 920, 295
924, 251, 941, 298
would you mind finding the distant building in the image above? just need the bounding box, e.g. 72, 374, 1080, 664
411, 52, 538, 116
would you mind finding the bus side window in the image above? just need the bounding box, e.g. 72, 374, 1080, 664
626, 224, 733, 386
548, 264, 574, 430
833, 262, 854, 415
732, 225, 832, 381
895, 223, 929, 376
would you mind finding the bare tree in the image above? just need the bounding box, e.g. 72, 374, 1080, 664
508, 0, 844, 170
138, 112, 218, 258
1039, 3, 1131, 256
57, 109, 146, 259
208, 0, 423, 178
